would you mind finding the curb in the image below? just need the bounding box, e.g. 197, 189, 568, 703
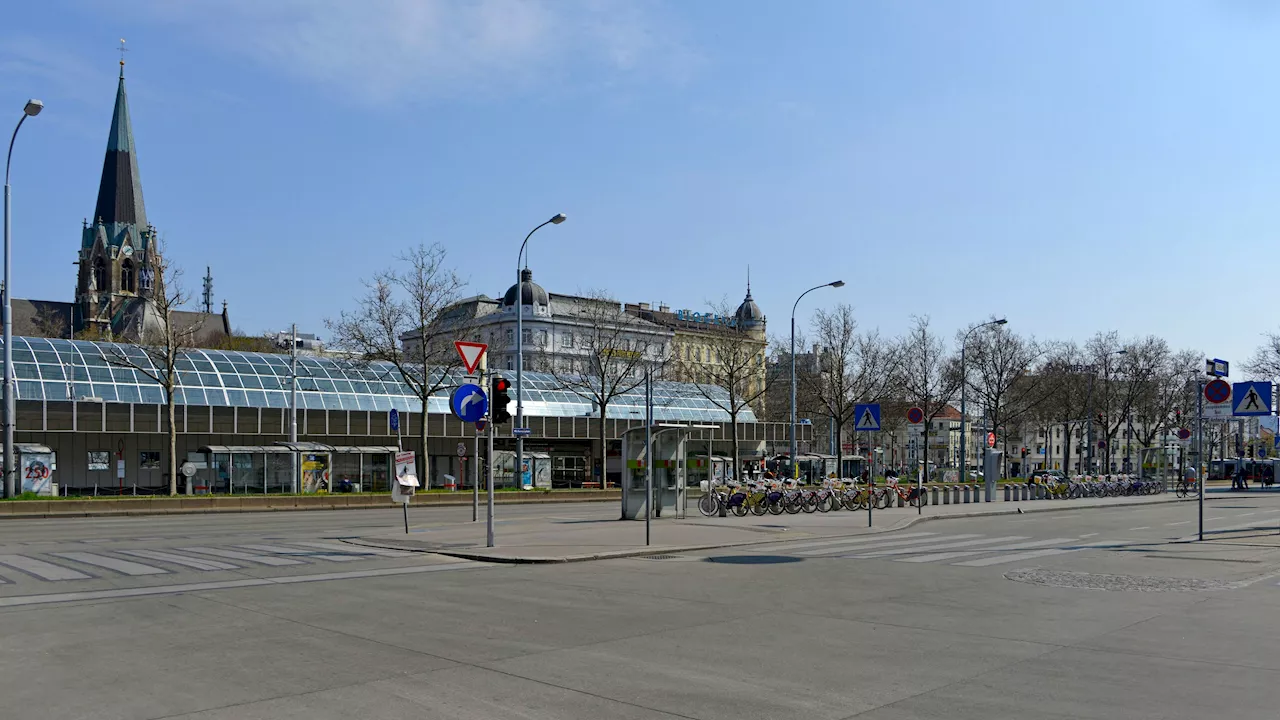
345, 495, 1186, 564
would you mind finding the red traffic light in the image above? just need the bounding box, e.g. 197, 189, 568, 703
490, 377, 513, 424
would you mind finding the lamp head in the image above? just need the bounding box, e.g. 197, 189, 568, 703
994, 319, 1008, 325
23, 99, 43, 117
830, 280, 845, 288
550, 213, 567, 224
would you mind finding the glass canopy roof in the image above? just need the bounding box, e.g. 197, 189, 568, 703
4, 337, 754, 423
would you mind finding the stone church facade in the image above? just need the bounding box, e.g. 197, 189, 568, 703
12, 62, 229, 344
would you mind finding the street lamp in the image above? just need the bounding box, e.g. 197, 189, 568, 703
1085, 349, 1126, 474
515, 213, 565, 494
958, 318, 1006, 487
3, 99, 43, 498
790, 280, 843, 479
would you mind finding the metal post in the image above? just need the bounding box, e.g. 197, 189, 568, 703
2, 180, 11, 498
487, 418, 495, 547
866, 431, 873, 528
473, 361, 483, 522
645, 369, 653, 546
790, 313, 797, 479
959, 343, 967, 485
289, 323, 298, 494
515, 263, 524, 495
1197, 379, 1204, 541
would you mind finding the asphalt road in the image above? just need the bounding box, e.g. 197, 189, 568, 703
3, 497, 1280, 719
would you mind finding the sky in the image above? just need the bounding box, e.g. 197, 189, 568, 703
2, 0, 1278, 368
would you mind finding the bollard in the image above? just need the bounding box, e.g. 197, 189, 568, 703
942, 486, 951, 504
961, 485, 971, 503
930, 486, 940, 505
1004, 485, 1012, 502
1021, 485, 1031, 501
974, 484, 983, 502
1037, 484, 1047, 500
949, 486, 958, 504
897, 494, 905, 508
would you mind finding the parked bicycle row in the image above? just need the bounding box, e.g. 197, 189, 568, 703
697, 478, 923, 517
1026, 473, 1167, 499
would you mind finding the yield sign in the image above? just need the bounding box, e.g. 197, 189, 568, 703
454, 341, 487, 374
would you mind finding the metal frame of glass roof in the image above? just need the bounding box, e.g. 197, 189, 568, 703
4, 337, 755, 423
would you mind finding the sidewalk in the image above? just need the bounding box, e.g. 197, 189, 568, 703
349, 492, 1183, 563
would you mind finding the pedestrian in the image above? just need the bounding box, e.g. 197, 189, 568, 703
1232, 464, 1245, 491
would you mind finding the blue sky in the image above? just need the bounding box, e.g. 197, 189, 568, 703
2, 0, 1278, 366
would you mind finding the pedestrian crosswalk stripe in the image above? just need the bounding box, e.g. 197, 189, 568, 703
768, 533, 938, 554
119, 549, 240, 571
848, 536, 1029, 559
236, 544, 360, 562
0, 554, 91, 581
180, 547, 304, 566
291, 540, 412, 557
897, 538, 1076, 564
53, 552, 169, 576
796, 534, 982, 557
951, 541, 1123, 567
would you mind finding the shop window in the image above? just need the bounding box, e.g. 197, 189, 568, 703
88, 451, 110, 471
139, 451, 161, 470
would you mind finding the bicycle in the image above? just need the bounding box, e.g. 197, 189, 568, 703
883, 477, 923, 508
1175, 478, 1197, 499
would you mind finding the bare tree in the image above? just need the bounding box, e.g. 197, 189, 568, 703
326, 243, 466, 485
99, 250, 199, 496
674, 300, 770, 477
801, 304, 898, 476
962, 322, 1046, 476
897, 315, 961, 478
1246, 332, 1280, 381
1039, 340, 1092, 473
1131, 348, 1201, 451
535, 292, 669, 488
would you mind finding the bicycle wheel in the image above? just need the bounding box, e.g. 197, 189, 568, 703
698, 492, 718, 517
730, 500, 748, 516
802, 493, 818, 513
875, 489, 892, 509
750, 496, 768, 516
784, 494, 804, 514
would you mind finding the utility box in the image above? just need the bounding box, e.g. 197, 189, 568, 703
984, 448, 1003, 502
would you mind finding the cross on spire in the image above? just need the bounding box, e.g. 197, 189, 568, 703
118, 38, 128, 76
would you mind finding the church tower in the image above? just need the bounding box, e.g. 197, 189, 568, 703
74, 58, 163, 338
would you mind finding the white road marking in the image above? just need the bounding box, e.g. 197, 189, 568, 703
119, 549, 239, 571
290, 541, 411, 557
1166, 521, 1191, 526
849, 536, 1027, 558
0, 562, 490, 608
0, 555, 91, 581
53, 552, 168, 576
1206, 516, 1225, 521
180, 547, 303, 566
1079, 533, 1099, 538
798, 534, 982, 557
767, 532, 937, 554
1240, 513, 1257, 517
1128, 527, 1150, 531
236, 544, 359, 562
898, 538, 1076, 564
952, 541, 1124, 567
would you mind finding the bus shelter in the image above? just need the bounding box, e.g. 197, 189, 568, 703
620, 424, 715, 520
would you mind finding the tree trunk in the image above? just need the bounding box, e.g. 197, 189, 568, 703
420, 406, 430, 489
598, 400, 608, 490
730, 411, 740, 481
834, 419, 844, 480
166, 390, 177, 496
1062, 423, 1073, 474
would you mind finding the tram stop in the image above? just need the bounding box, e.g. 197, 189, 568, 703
620, 423, 715, 520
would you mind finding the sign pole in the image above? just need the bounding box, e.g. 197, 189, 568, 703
866, 430, 872, 528
1198, 380, 1204, 542
474, 359, 485, 523
486, 417, 495, 548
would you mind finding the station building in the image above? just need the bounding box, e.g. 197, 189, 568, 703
7, 336, 800, 495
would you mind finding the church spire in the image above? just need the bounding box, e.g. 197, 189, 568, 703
93, 58, 147, 230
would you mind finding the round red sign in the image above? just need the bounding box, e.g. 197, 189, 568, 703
1205, 379, 1231, 404
1176, 427, 1191, 440
906, 407, 924, 424
987, 432, 996, 448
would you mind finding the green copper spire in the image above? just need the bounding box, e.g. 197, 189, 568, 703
93, 63, 147, 229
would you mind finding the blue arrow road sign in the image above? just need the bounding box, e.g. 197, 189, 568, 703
450, 383, 489, 423
388, 409, 400, 432
1232, 382, 1272, 417
853, 403, 881, 432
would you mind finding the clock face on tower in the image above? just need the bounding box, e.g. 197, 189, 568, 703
122, 245, 133, 258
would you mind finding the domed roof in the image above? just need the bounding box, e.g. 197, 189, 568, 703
502, 268, 549, 308
735, 288, 763, 327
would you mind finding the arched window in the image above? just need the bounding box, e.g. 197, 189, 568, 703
120, 260, 135, 293
92, 258, 107, 292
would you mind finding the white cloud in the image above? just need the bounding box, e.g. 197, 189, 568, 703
119, 0, 695, 102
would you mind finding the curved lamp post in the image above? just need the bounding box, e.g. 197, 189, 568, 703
790, 280, 844, 479
958, 318, 1006, 486
514, 213, 565, 493
3, 99, 42, 498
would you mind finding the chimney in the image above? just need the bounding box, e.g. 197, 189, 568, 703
658, 303, 670, 313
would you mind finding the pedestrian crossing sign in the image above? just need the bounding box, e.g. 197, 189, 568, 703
854, 403, 881, 431
1232, 382, 1272, 417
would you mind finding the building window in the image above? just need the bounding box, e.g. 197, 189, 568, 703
506, 328, 514, 344
92, 257, 107, 292
87, 451, 110, 471
120, 260, 135, 293
523, 329, 532, 344
538, 330, 547, 346
562, 333, 573, 348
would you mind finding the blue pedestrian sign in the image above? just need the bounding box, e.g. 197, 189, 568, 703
1232, 382, 1272, 417
450, 383, 489, 423
388, 408, 400, 432
853, 403, 881, 432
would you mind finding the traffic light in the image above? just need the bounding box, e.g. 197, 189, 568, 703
490, 377, 512, 424
1096, 413, 1104, 425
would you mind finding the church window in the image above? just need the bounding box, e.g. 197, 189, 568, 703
121, 260, 136, 293
92, 258, 107, 292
